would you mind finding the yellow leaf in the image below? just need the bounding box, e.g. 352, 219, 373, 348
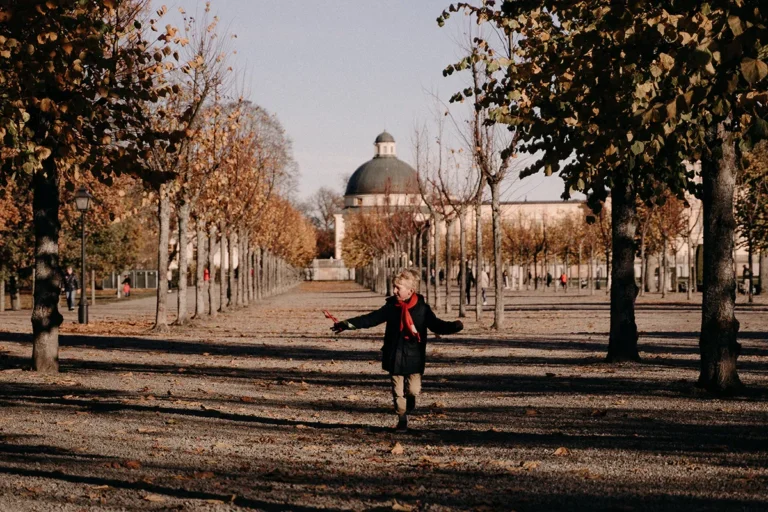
390, 442, 404, 455
143, 494, 166, 502
554, 447, 571, 456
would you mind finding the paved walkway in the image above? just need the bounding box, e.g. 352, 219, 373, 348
0, 281, 766, 511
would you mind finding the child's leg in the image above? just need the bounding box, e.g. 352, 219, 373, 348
390, 374, 407, 417
405, 373, 422, 413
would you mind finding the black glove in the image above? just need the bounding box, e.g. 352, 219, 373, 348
453, 320, 464, 332
331, 321, 347, 334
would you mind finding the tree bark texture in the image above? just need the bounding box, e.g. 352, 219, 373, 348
432, 216, 440, 310
0, 278, 4, 312
490, 181, 504, 329
474, 199, 483, 321
760, 250, 768, 296
661, 237, 668, 299
219, 221, 228, 312
194, 218, 206, 318
154, 183, 171, 331
176, 201, 190, 325
426, 227, 432, 305
229, 231, 237, 307
458, 212, 467, 318
31, 159, 63, 372
207, 223, 217, 317
698, 128, 742, 393
606, 179, 640, 363
10, 274, 20, 310
445, 218, 452, 314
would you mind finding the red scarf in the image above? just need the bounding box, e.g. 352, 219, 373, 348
395, 293, 420, 342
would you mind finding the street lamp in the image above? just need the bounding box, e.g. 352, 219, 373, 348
74, 186, 93, 324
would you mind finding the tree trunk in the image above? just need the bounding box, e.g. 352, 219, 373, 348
417, 227, 423, 294
639, 235, 646, 297
219, 221, 228, 312
433, 216, 441, 310
207, 223, 217, 317
10, 274, 20, 310
687, 235, 693, 300
256, 247, 263, 300
698, 128, 742, 393
475, 199, 483, 321
445, 218, 452, 314
154, 183, 171, 331
760, 249, 768, 296
229, 231, 237, 307
661, 237, 668, 299
673, 249, 679, 295
176, 201, 190, 325
747, 244, 753, 304
194, 218, 206, 318
458, 211, 467, 318
31, 159, 63, 372
577, 245, 582, 293
589, 248, 595, 296
606, 178, 640, 363
490, 181, 503, 329
426, 226, 432, 304
0, 277, 4, 312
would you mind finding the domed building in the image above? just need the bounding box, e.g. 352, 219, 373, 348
334, 132, 424, 259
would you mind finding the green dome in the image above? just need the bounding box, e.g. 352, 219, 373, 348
345, 157, 419, 196
374, 131, 395, 143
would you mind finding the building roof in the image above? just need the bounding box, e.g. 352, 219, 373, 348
345, 157, 420, 195
374, 131, 395, 143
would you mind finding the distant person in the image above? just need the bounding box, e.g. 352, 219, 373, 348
560, 272, 568, 290
546, 272, 553, 287
203, 267, 210, 283
462, 265, 475, 305
62, 267, 78, 311
480, 268, 490, 305
122, 276, 131, 297
742, 265, 751, 294
430, 268, 436, 286
167, 269, 173, 293
331, 269, 463, 432
438, 268, 445, 285
503, 269, 509, 289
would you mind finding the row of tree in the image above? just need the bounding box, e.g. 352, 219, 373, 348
434, 1, 768, 393
0, 1, 314, 372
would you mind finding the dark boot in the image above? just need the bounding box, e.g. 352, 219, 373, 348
406, 395, 416, 414
395, 415, 408, 432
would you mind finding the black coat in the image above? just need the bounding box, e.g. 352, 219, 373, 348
346, 294, 461, 375
63, 273, 78, 292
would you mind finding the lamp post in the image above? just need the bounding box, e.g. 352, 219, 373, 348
74, 187, 93, 324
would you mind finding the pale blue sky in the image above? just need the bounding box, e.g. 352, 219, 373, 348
169, 0, 567, 202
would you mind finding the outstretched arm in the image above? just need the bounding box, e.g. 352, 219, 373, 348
333, 304, 389, 333
425, 306, 463, 336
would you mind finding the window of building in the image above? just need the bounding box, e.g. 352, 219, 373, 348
356, 197, 363, 206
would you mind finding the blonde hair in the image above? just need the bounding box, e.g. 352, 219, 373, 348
393, 269, 420, 291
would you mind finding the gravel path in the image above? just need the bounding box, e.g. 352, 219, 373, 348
0, 282, 766, 511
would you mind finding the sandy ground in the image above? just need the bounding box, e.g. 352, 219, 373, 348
0, 281, 766, 511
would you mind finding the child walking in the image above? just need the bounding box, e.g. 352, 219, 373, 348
332, 269, 463, 432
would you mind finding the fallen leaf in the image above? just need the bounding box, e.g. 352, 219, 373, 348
554, 447, 571, 456
390, 442, 404, 455
591, 409, 607, 417
521, 461, 540, 471
524, 408, 540, 416
124, 460, 142, 470
193, 471, 215, 479
143, 494, 166, 502
240, 396, 255, 403
392, 500, 415, 511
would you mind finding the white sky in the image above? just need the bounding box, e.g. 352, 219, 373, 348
166, 0, 570, 202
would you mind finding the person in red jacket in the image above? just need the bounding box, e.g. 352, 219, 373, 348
332, 269, 463, 432
560, 272, 568, 290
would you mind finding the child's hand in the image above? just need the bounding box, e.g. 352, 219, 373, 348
331, 322, 347, 334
